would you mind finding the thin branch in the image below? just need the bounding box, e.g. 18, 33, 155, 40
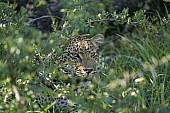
12, 85, 21, 104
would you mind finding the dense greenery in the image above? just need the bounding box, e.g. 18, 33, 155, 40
0, 0, 170, 112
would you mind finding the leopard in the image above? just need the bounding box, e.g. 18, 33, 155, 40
32, 34, 104, 112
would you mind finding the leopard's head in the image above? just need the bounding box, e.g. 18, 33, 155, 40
57, 34, 104, 77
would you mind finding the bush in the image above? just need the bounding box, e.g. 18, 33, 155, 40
0, 0, 170, 112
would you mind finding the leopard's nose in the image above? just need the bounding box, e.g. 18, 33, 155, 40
83, 68, 93, 75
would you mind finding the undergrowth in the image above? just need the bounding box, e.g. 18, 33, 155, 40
0, 0, 170, 113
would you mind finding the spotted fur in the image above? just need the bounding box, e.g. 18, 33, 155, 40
33, 34, 104, 112
57, 34, 104, 77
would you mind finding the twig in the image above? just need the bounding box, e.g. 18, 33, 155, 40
12, 85, 21, 104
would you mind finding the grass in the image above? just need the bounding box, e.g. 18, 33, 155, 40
99, 18, 170, 112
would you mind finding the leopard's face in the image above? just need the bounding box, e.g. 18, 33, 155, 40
57, 34, 104, 77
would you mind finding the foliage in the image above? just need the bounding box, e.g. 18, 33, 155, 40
0, 0, 170, 113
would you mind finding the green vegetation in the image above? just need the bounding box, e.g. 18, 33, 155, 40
0, 0, 170, 113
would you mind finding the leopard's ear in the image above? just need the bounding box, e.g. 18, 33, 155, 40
91, 34, 104, 49
92, 34, 104, 45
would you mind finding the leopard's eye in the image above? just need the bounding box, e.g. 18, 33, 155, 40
77, 52, 83, 60
69, 52, 82, 61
